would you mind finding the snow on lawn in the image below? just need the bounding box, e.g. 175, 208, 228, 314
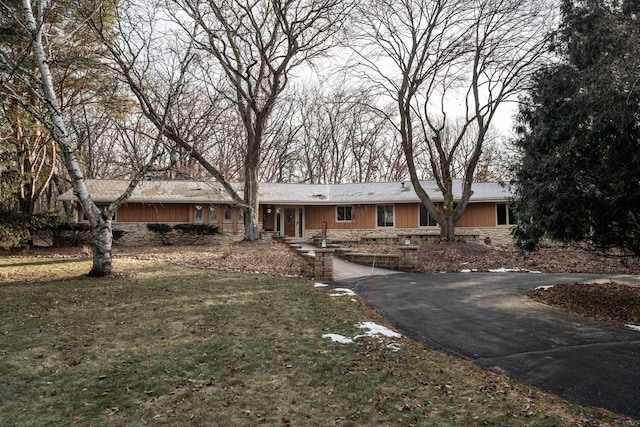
627, 324, 640, 332
322, 334, 354, 344
322, 321, 402, 350
314, 283, 329, 288
329, 288, 358, 302
535, 285, 555, 291
354, 322, 402, 339
329, 288, 356, 297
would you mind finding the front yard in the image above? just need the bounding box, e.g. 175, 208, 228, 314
1, 252, 638, 425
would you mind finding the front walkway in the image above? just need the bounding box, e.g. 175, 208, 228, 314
286, 239, 399, 281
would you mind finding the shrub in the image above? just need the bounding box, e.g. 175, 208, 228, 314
173, 224, 219, 236
146, 223, 173, 246
147, 223, 219, 245
0, 211, 60, 250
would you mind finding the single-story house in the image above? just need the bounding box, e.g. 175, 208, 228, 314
58, 179, 516, 246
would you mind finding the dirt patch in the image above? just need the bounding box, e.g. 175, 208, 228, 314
528, 282, 640, 327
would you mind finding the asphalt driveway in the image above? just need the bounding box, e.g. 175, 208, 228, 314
334, 272, 640, 420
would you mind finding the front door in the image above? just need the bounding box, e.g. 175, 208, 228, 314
284, 208, 296, 237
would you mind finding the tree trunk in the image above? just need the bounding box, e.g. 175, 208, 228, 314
440, 211, 456, 242
243, 171, 260, 241
22, 0, 113, 276
88, 218, 113, 277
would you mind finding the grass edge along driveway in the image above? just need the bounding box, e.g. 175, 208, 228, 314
0, 257, 637, 426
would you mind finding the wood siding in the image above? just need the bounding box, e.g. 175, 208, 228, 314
305, 205, 377, 230
95, 201, 497, 230
305, 202, 498, 230
395, 204, 418, 228
117, 203, 191, 223
455, 203, 497, 227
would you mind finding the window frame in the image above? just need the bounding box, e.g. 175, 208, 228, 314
336, 205, 353, 222
376, 204, 395, 228
496, 203, 516, 226
419, 204, 437, 227
208, 204, 219, 225
193, 204, 204, 223
224, 205, 232, 221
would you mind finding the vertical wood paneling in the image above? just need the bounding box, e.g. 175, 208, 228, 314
456, 203, 497, 227
117, 203, 191, 223
305, 205, 377, 230
395, 204, 418, 228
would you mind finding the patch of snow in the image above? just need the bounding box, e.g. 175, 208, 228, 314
329, 288, 356, 297
314, 283, 328, 288
626, 324, 640, 332
322, 334, 354, 344
535, 285, 555, 291
355, 321, 402, 339
460, 269, 472, 273
489, 268, 522, 273
528, 270, 542, 274
386, 343, 402, 352
322, 322, 402, 347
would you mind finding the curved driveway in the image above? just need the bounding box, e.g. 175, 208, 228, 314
334, 271, 640, 420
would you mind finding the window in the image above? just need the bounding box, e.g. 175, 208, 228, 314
497, 203, 516, 225
377, 205, 394, 227
208, 205, 218, 224
193, 205, 203, 223
336, 206, 352, 222
224, 205, 232, 220
419, 204, 437, 227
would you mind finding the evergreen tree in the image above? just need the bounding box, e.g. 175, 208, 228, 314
512, 0, 640, 255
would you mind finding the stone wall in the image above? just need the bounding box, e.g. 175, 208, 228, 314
306, 227, 514, 247
54, 223, 242, 247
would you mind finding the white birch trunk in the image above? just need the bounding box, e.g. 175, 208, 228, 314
21, 0, 113, 276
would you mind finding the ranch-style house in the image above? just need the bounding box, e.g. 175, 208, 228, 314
58, 179, 516, 246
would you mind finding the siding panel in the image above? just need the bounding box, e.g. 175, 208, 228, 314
456, 203, 497, 227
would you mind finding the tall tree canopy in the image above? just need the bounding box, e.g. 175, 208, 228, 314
0, 0, 168, 275
351, 0, 551, 241
512, 0, 640, 255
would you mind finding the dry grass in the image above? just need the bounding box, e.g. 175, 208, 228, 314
1, 257, 638, 426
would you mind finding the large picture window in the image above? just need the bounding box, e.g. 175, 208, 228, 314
497, 203, 516, 225
336, 206, 352, 222
377, 205, 394, 227
419, 204, 437, 227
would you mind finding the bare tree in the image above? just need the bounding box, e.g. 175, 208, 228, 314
351, 0, 552, 240
169, 0, 353, 239
285, 82, 403, 183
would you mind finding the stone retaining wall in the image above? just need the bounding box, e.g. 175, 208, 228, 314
306, 227, 514, 247
54, 223, 242, 247
333, 245, 421, 272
